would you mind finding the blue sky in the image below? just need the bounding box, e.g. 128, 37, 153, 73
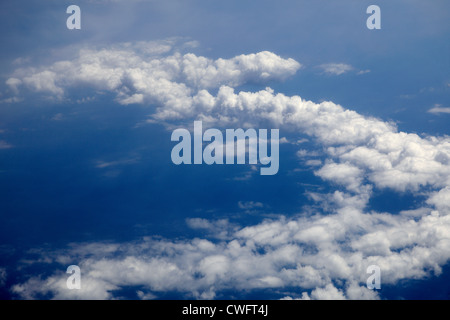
0, 0, 449, 300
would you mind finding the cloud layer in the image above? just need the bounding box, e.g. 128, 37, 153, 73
7, 41, 300, 120
6, 41, 450, 300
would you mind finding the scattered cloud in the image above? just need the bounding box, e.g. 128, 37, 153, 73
279, 137, 289, 144
357, 69, 371, 75
428, 104, 450, 115
0, 97, 22, 104
231, 165, 259, 181
12, 57, 31, 66
0, 268, 6, 287
318, 64, 369, 76
10, 42, 445, 192
51, 113, 64, 121
319, 63, 353, 75
6, 41, 301, 114
0, 141, 13, 149
5, 41, 450, 300
10, 195, 450, 299
95, 157, 140, 169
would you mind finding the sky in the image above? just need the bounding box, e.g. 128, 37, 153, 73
0, 0, 449, 300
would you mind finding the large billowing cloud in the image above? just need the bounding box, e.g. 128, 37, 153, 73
6, 41, 450, 299
7, 41, 300, 119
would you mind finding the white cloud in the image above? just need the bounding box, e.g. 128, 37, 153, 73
319, 63, 353, 75
315, 162, 364, 192
427, 187, 450, 212
428, 106, 450, 115
279, 137, 289, 144
0, 268, 6, 287
22, 71, 64, 97
13, 42, 443, 194
297, 150, 320, 158
357, 70, 371, 75
51, 113, 63, 121
307, 284, 346, 300
137, 290, 157, 300
5, 78, 21, 94
181, 51, 301, 89
0, 97, 22, 104
305, 160, 322, 167
186, 218, 236, 240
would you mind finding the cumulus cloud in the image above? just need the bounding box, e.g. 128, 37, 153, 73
95, 157, 140, 169
5, 78, 22, 94
305, 160, 322, 167
238, 201, 264, 210
6, 41, 450, 300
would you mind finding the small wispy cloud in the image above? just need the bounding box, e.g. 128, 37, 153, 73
0, 268, 6, 286
296, 149, 320, 158
231, 165, 259, 181
238, 201, 264, 210
319, 63, 370, 76
185, 218, 236, 240
319, 63, 353, 75
428, 104, 450, 115
305, 159, 322, 167
357, 69, 371, 75
12, 57, 31, 65
0, 140, 13, 149
51, 113, 63, 121
279, 137, 289, 144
